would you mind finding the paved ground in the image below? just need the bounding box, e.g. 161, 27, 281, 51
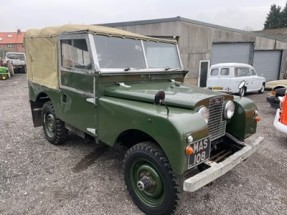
0, 74, 287, 215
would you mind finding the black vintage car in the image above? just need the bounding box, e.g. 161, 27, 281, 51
266, 88, 287, 109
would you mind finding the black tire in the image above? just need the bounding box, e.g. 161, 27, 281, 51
239, 87, 246, 97
258, 84, 265, 94
124, 142, 180, 215
42, 101, 67, 145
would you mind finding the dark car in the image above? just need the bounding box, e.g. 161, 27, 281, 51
266, 88, 286, 109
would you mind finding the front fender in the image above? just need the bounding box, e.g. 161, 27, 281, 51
226, 96, 258, 141
98, 97, 208, 175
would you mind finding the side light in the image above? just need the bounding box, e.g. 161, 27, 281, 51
255, 110, 261, 122
271, 90, 276, 96
224, 100, 235, 119
185, 146, 194, 155
186, 135, 193, 143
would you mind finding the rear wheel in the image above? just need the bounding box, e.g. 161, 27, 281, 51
42, 101, 67, 145
124, 142, 180, 215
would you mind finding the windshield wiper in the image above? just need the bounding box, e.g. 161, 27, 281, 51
124, 67, 131, 71
165, 67, 181, 71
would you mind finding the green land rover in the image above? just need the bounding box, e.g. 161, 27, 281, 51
25, 25, 264, 215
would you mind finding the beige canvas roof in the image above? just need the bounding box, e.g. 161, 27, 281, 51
25, 24, 176, 42
25, 24, 175, 89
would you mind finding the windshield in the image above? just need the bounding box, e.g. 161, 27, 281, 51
144, 41, 181, 69
6, 53, 25, 60
94, 35, 181, 71
94, 35, 145, 69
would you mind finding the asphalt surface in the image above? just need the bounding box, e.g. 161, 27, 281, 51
0, 74, 287, 215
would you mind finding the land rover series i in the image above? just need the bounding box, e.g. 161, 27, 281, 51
25, 25, 263, 215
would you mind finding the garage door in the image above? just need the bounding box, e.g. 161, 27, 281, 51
253, 50, 282, 82
211, 43, 253, 65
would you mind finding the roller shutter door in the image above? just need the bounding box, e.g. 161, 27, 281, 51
211, 43, 253, 65
253, 50, 281, 81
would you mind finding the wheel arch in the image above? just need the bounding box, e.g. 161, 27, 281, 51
30, 92, 51, 127
272, 85, 285, 90
115, 129, 160, 150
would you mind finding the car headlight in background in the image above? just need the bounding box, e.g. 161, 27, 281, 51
223, 100, 235, 119
198, 106, 209, 123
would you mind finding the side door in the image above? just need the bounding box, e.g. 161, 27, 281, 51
219, 67, 230, 91
235, 67, 252, 91
59, 34, 97, 137
244, 68, 254, 91
250, 68, 261, 90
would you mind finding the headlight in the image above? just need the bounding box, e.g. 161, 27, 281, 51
198, 106, 209, 123
224, 100, 235, 119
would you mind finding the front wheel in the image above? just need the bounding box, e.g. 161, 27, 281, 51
124, 142, 180, 215
42, 101, 67, 145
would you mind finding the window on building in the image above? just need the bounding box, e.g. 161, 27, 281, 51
7, 34, 12, 38
7, 44, 15, 48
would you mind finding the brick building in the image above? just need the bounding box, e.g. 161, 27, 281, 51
0, 30, 25, 57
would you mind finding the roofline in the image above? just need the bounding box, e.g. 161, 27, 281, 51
99, 16, 287, 43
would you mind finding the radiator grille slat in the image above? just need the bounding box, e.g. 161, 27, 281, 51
208, 96, 226, 141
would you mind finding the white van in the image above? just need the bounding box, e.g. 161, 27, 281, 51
206, 63, 266, 96
4, 52, 26, 73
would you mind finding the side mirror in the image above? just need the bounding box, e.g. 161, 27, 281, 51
238, 80, 246, 97
154, 91, 169, 115
238, 80, 246, 89
154, 91, 166, 105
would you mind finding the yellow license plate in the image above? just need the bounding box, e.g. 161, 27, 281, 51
212, 87, 223, 90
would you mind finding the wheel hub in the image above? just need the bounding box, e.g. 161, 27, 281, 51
137, 176, 153, 191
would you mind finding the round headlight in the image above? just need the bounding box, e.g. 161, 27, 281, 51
198, 106, 209, 123
224, 100, 235, 119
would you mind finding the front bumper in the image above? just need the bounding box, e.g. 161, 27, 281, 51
183, 136, 264, 192
273, 109, 287, 133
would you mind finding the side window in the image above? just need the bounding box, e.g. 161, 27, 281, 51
210, 68, 219, 76
60, 38, 93, 94
244, 68, 251, 76
61, 39, 91, 70
235, 67, 251, 77
220, 68, 229, 76
251, 69, 257, 76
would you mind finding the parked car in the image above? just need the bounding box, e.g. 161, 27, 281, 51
25, 25, 263, 215
265, 79, 287, 90
266, 87, 286, 109
206, 63, 266, 96
0, 66, 10, 80
273, 89, 287, 133
3, 52, 26, 73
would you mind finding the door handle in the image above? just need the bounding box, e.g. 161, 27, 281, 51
62, 94, 67, 102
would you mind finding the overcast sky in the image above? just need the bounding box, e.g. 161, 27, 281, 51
1, 0, 287, 32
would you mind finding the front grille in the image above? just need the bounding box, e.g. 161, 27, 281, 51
208, 96, 226, 141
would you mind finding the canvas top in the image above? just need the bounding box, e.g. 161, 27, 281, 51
25, 24, 175, 43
